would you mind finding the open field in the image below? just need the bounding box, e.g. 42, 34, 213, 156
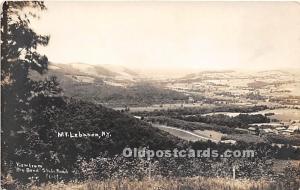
27, 177, 299, 190
253, 108, 300, 122
194, 129, 224, 141
152, 124, 218, 142
201, 108, 300, 122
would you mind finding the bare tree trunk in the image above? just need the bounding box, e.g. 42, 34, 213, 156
1, 1, 9, 176
2, 1, 8, 54
1, 1, 9, 80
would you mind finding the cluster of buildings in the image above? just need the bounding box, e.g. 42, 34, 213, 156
247, 120, 300, 136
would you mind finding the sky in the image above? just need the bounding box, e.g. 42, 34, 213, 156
31, 1, 300, 72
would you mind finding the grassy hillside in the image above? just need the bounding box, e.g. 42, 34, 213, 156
30, 64, 190, 107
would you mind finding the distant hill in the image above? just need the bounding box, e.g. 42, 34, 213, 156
30, 63, 190, 107
178, 70, 238, 82
37, 63, 139, 83
178, 70, 297, 84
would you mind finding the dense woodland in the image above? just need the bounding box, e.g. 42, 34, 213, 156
177, 113, 270, 128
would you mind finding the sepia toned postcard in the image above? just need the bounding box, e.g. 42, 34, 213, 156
1, 1, 300, 189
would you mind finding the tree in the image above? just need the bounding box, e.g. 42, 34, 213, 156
1, 1, 50, 176
1, 1, 49, 83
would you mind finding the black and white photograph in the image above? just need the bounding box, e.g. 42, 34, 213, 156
1, 1, 300, 189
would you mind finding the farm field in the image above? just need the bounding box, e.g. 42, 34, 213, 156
152, 123, 217, 142
201, 108, 300, 122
